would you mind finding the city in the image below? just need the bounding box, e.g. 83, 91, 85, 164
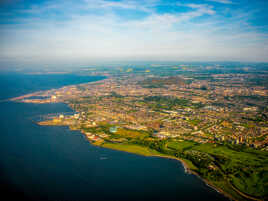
13, 64, 268, 201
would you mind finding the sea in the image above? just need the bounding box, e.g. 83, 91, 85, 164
0, 73, 229, 201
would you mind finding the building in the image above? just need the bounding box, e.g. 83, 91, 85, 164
109, 126, 118, 133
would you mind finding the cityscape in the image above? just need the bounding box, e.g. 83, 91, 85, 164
12, 64, 268, 201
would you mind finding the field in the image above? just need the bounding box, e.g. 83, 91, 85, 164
192, 143, 268, 198
166, 140, 197, 152
115, 128, 149, 139
101, 143, 165, 156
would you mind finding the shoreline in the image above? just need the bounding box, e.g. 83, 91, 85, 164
153, 155, 233, 201
8, 75, 107, 102
91, 141, 237, 201
93, 142, 258, 201
118, 150, 236, 201
10, 77, 265, 201
35, 102, 262, 201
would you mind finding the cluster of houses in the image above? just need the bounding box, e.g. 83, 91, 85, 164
34, 74, 267, 151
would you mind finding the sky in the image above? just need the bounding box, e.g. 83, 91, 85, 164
0, 0, 268, 68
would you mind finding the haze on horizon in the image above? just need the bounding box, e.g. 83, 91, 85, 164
0, 0, 268, 69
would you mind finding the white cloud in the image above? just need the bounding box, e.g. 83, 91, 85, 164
206, 0, 232, 4
83, 0, 156, 12
0, 0, 267, 66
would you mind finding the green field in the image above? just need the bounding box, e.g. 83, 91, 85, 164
166, 140, 197, 152
191, 143, 268, 198
101, 143, 165, 156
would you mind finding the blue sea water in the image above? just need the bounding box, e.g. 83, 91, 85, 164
0, 73, 106, 100
0, 73, 229, 201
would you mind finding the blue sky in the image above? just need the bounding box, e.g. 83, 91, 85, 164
0, 0, 268, 68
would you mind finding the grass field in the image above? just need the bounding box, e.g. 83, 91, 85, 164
101, 143, 165, 156
191, 143, 268, 198
115, 128, 149, 139
166, 140, 196, 152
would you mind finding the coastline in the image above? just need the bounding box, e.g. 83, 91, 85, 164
151, 155, 234, 201
18, 102, 257, 201
10, 77, 265, 201
100, 142, 265, 201
97, 143, 236, 201
8, 75, 107, 102
92, 139, 264, 201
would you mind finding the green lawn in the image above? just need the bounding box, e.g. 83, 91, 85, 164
101, 143, 165, 156
166, 140, 196, 152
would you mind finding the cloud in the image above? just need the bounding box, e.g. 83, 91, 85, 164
0, 0, 267, 66
83, 0, 156, 12
180, 3, 215, 15
207, 0, 232, 4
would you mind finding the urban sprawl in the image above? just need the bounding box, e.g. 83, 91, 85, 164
12, 64, 268, 201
